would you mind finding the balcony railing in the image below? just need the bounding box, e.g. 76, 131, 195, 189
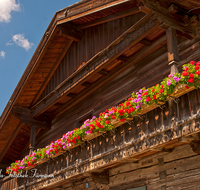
1, 88, 200, 190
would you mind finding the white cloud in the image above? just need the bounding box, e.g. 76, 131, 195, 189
0, 0, 20, 23
6, 41, 13, 46
0, 51, 6, 58
12, 34, 34, 51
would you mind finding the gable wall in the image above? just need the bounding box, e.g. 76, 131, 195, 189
40, 13, 145, 100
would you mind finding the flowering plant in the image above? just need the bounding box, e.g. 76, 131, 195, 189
6, 61, 200, 174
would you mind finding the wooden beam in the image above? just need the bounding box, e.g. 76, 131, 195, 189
98, 69, 109, 76
30, 39, 73, 106
32, 13, 159, 117
81, 82, 92, 87
67, 93, 77, 98
50, 35, 166, 119
58, 23, 82, 42
57, 0, 132, 25
176, 30, 194, 40
168, 4, 178, 15
190, 15, 199, 26
13, 106, 51, 129
80, 7, 140, 29
117, 55, 128, 62
139, 39, 152, 46
166, 27, 179, 74
139, 5, 151, 14
142, 0, 196, 38
84, 171, 109, 184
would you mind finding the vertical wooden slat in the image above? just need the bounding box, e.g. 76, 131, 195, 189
29, 125, 37, 154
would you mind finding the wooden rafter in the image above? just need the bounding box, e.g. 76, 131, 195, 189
80, 7, 141, 29
117, 55, 128, 62
12, 106, 51, 129
31, 39, 73, 106
50, 35, 166, 119
142, 0, 196, 38
139, 39, 152, 46
31, 12, 160, 118
58, 0, 133, 25
98, 69, 109, 76
58, 23, 82, 42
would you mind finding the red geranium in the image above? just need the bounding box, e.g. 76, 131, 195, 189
195, 65, 199, 70
146, 97, 151, 101
106, 120, 110, 124
189, 73, 194, 78
126, 101, 130, 106
188, 78, 193, 83
182, 71, 189, 76
196, 71, 200, 75
96, 122, 101, 127
190, 61, 195, 65
118, 109, 124, 116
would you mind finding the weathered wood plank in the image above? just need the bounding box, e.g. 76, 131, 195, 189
32, 13, 159, 117
80, 7, 141, 29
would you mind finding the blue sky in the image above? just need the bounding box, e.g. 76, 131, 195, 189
0, 0, 78, 115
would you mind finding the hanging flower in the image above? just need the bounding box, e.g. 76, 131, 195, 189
188, 78, 193, 83
167, 79, 171, 86
189, 73, 194, 78
146, 97, 151, 102
190, 61, 195, 65
195, 65, 199, 70
106, 120, 110, 124
182, 71, 189, 76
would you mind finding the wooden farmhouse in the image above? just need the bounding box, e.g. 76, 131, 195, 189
1, 0, 200, 189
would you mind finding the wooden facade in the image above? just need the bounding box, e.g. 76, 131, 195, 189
0, 0, 200, 189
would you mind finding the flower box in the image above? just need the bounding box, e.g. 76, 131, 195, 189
111, 117, 133, 128
170, 84, 195, 98
65, 143, 81, 150
52, 150, 66, 158
83, 131, 105, 141
139, 100, 165, 115
36, 158, 49, 165
25, 165, 34, 171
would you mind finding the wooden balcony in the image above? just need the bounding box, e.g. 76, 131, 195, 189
1, 88, 200, 189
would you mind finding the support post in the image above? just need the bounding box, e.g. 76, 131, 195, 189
166, 27, 179, 74
29, 126, 36, 154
